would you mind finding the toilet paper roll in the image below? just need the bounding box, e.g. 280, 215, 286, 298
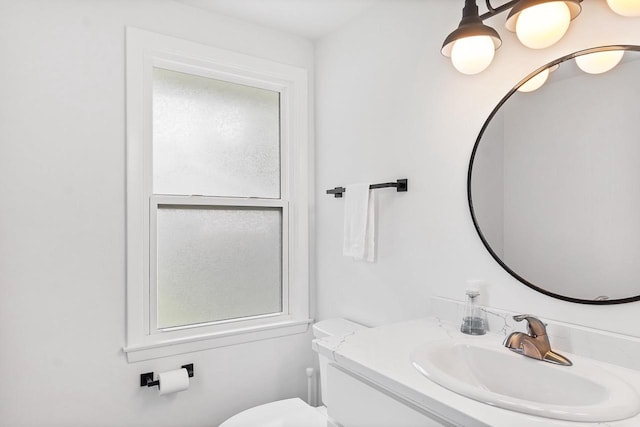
158, 368, 190, 395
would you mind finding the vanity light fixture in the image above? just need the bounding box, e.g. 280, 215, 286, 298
606, 0, 640, 16
575, 50, 625, 74
441, 0, 502, 75
505, 0, 581, 49
443, 0, 582, 74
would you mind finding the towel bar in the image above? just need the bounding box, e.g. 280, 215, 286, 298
326, 179, 408, 198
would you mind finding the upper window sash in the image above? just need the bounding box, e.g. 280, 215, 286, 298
150, 64, 284, 199
146, 58, 291, 200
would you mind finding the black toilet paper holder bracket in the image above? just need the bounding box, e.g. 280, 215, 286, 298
140, 363, 194, 388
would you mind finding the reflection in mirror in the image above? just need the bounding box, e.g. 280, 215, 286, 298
517, 67, 550, 92
576, 50, 625, 74
469, 46, 640, 304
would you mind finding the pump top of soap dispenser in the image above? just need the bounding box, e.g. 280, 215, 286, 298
465, 289, 479, 298
460, 288, 486, 335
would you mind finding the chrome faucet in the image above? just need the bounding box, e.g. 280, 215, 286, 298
504, 314, 572, 366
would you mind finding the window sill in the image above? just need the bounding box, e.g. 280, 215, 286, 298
123, 318, 313, 362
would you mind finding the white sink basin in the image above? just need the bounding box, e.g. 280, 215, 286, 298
411, 337, 640, 422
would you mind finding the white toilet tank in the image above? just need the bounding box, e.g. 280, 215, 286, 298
220, 318, 366, 427
312, 318, 366, 406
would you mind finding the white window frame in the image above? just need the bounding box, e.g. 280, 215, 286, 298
124, 28, 311, 362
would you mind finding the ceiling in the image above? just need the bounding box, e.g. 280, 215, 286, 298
174, 0, 379, 40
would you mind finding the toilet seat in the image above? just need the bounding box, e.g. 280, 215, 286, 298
219, 398, 327, 427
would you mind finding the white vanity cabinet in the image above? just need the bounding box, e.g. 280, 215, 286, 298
325, 364, 455, 427
316, 316, 640, 427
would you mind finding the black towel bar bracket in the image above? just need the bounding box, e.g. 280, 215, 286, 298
326, 179, 408, 198
140, 364, 194, 389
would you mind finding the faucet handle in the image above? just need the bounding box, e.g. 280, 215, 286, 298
512, 314, 547, 337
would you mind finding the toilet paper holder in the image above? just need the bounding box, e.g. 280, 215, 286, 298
140, 364, 194, 388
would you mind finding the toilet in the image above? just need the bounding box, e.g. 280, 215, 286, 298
220, 318, 366, 427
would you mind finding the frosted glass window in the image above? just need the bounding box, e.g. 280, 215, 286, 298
152, 68, 281, 198
156, 205, 282, 329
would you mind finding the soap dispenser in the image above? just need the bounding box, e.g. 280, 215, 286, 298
460, 288, 487, 335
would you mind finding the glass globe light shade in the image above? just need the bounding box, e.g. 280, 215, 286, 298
606, 0, 640, 16
575, 50, 625, 74
518, 68, 550, 92
450, 35, 496, 75
515, 2, 571, 49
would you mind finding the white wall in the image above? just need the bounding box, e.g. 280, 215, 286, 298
0, 1, 315, 426
315, 0, 640, 334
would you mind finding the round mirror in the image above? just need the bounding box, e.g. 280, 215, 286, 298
469, 45, 640, 304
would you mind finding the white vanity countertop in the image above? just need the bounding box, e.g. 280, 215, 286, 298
314, 317, 640, 427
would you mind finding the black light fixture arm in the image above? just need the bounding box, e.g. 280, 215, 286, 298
480, 0, 521, 20
480, 0, 583, 20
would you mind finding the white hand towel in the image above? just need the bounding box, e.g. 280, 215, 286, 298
343, 183, 376, 262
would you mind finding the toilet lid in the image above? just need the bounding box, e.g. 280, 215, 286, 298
220, 398, 327, 427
